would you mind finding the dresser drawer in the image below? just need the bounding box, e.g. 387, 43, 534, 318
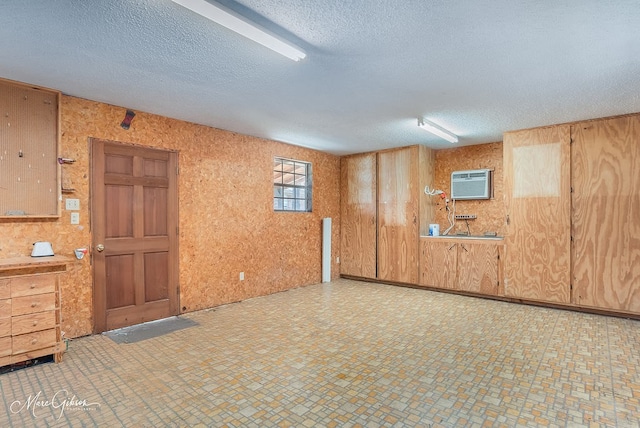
0, 279, 9, 299
0, 317, 10, 337
0, 335, 11, 357
0, 298, 10, 316
10, 274, 56, 297
12, 329, 57, 354
12, 310, 56, 336
11, 293, 55, 317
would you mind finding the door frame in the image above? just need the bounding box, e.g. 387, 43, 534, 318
90, 138, 180, 333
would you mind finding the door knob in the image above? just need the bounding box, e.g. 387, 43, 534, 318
96, 244, 105, 252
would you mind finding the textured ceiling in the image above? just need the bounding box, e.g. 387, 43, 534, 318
1, 0, 639, 155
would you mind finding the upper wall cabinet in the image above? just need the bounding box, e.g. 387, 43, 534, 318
503, 125, 571, 303
571, 115, 640, 313
0, 79, 60, 218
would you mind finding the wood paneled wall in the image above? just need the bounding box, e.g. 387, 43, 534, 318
433, 142, 504, 236
0, 95, 341, 338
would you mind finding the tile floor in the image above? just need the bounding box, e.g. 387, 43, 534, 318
1, 279, 639, 427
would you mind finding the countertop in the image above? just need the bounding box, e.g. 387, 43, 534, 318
0, 255, 73, 272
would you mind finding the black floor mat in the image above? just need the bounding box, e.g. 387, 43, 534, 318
0, 355, 54, 374
103, 316, 199, 344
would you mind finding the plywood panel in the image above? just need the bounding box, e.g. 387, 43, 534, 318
433, 142, 504, 236
0, 79, 59, 217
503, 126, 571, 303
340, 152, 377, 278
420, 239, 457, 288
378, 146, 419, 283
418, 145, 436, 236
571, 115, 640, 313
456, 242, 499, 295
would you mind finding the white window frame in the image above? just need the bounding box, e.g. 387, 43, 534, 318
273, 157, 312, 212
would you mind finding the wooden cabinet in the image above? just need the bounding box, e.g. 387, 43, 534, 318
457, 241, 501, 295
0, 256, 69, 367
420, 239, 457, 289
420, 237, 502, 295
502, 114, 640, 315
340, 145, 435, 283
340, 152, 377, 278
570, 115, 640, 313
503, 126, 571, 303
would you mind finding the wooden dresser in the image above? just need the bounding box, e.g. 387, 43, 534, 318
0, 256, 70, 367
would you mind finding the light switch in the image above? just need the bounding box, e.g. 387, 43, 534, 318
70, 212, 80, 224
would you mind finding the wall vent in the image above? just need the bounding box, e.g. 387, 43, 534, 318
451, 169, 491, 200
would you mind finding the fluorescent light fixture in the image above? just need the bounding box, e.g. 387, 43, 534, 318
172, 0, 306, 61
418, 118, 458, 143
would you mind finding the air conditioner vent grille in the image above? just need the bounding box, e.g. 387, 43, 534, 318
451, 169, 491, 200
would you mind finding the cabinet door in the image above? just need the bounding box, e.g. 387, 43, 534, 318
457, 242, 500, 295
378, 147, 419, 283
340, 153, 377, 278
420, 240, 457, 288
503, 126, 571, 303
571, 116, 640, 312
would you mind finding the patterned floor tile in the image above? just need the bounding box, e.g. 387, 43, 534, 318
1, 279, 639, 427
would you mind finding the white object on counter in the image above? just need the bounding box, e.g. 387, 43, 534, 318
428, 224, 440, 236
31, 242, 54, 257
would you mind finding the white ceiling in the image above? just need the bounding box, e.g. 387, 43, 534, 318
1, 1, 639, 155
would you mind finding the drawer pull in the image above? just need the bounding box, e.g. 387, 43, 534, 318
33, 321, 38, 326
30, 284, 37, 289
31, 338, 38, 345
31, 303, 38, 308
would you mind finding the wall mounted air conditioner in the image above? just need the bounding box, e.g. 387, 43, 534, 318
451, 169, 491, 200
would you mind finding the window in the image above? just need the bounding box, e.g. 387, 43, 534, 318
273, 157, 312, 212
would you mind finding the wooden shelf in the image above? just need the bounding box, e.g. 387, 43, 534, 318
0, 256, 72, 272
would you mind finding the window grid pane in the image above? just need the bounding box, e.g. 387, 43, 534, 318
273, 157, 312, 212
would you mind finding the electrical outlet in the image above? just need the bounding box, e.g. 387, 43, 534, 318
239, 272, 245, 281
455, 214, 477, 220
336, 256, 340, 264
65, 198, 80, 211
70, 212, 80, 224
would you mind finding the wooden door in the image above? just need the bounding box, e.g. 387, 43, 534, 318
456, 242, 500, 295
503, 126, 571, 303
91, 139, 179, 333
420, 239, 457, 289
378, 147, 419, 283
571, 116, 640, 312
340, 153, 377, 278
